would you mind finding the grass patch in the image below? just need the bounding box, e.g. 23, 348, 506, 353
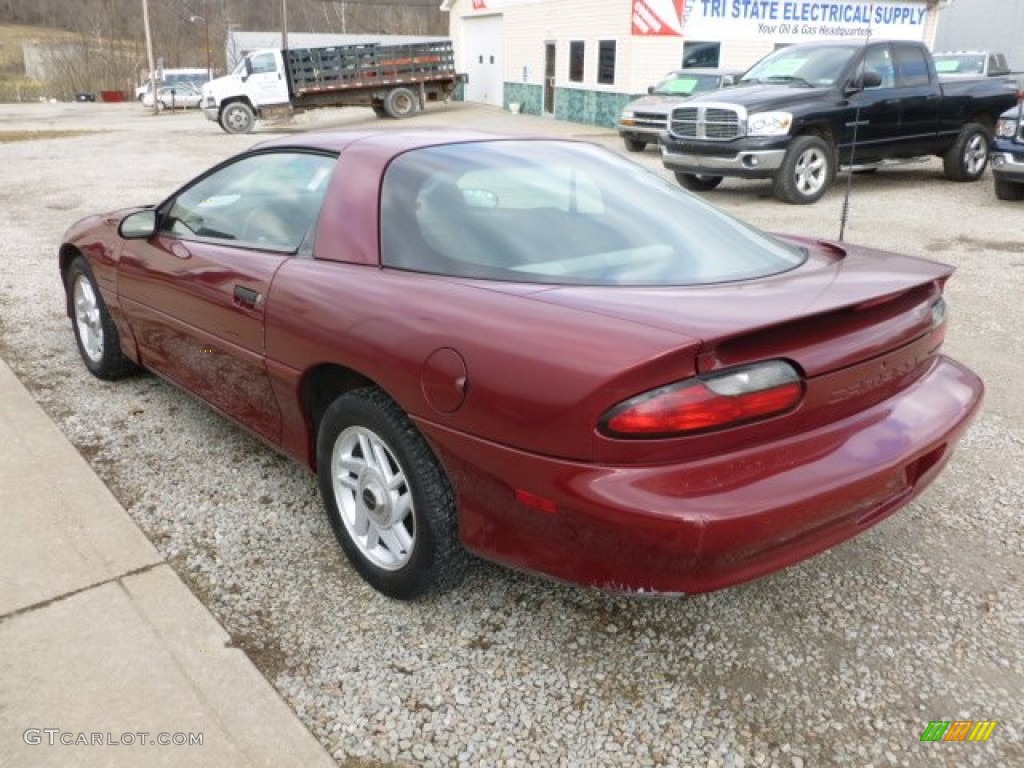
0, 129, 92, 143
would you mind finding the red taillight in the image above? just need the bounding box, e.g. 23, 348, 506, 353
601, 360, 804, 438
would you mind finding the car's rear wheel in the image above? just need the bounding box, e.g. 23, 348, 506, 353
675, 173, 723, 192
773, 135, 835, 204
317, 387, 467, 599
994, 177, 1024, 201
383, 87, 417, 119
623, 138, 647, 153
66, 257, 137, 380
220, 102, 255, 134
943, 122, 990, 182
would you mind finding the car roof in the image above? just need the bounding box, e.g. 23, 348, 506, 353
251, 128, 532, 156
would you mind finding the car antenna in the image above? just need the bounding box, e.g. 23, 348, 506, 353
838, 19, 875, 242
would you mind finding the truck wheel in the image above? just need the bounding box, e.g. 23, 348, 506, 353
675, 173, 723, 192
943, 122, 990, 182
220, 102, 255, 134
773, 135, 835, 204
383, 88, 417, 119
371, 103, 388, 118
623, 138, 647, 152
994, 177, 1024, 201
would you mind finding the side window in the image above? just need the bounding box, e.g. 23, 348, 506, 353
863, 46, 895, 89
893, 45, 931, 88
569, 41, 584, 83
249, 53, 278, 75
598, 41, 616, 85
162, 152, 336, 251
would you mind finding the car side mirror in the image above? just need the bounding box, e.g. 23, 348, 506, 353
119, 210, 157, 240
848, 70, 883, 93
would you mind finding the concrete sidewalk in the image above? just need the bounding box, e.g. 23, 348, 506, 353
0, 358, 335, 767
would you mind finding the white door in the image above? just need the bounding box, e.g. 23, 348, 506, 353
462, 15, 504, 106
245, 51, 290, 107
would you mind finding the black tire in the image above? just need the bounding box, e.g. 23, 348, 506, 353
623, 138, 647, 153
674, 173, 724, 192
220, 101, 255, 134
383, 87, 417, 119
316, 387, 468, 600
943, 121, 990, 182
66, 256, 137, 380
994, 177, 1024, 201
773, 135, 836, 204
371, 103, 388, 118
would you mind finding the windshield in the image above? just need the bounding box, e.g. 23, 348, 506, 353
934, 54, 985, 75
741, 44, 860, 87
653, 73, 724, 96
380, 141, 805, 286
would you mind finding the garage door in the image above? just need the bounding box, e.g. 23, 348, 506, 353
462, 15, 504, 106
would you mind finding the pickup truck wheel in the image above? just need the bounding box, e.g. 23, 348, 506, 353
943, 122, 990, 182
773, 135, 835, 204
317, 387, 468, 600
994, 177, 1024, 201
66, 256, 138, 380
623, 138, 647, 152
220, 102, 255, 134
383, 88, 417, 119
675, 173, 723, 192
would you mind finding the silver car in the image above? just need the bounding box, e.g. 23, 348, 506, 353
618, 68, 740, 152
143, 82, 204, 110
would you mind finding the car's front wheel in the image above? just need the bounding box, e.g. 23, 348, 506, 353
773, 135, 835, 204
220, 102, 255, 134
317, 387, 468, 599
675, 173, 723, 192
66, 256, 138, 380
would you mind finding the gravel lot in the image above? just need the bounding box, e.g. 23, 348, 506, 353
1, 101, 1021, 767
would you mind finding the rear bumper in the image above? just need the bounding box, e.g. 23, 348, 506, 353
420, 355, 983, 594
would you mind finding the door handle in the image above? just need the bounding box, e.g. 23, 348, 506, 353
233, 285, 261, 308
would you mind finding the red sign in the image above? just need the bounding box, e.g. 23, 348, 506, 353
632, 0, 685, 36
472, 0, 488, 9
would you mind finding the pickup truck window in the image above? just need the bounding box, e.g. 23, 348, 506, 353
893, 45, 930, 88
250, 53, 277, 75
863, 46, 895, 89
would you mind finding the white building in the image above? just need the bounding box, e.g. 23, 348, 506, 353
443, 0, 947, 126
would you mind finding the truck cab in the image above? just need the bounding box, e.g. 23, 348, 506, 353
201, 50, 291, 130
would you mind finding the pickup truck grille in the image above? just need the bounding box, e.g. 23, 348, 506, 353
631, 111, 668, 131
670, 106, 742, 140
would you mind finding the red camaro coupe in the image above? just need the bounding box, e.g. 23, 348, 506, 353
60, 131, 983, 599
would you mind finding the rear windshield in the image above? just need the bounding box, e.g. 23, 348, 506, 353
379, 141, 805, 286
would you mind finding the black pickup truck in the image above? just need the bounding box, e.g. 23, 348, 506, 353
660, 40, 1020, 204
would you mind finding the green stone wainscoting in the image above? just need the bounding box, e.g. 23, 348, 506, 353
555, 88, 638, 128
502, 82, 542, 115
502, 83, 638, 128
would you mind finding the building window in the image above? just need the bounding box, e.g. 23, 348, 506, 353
682, 41, 721, 68
598, 40, 616, 85
569, 41, 584, 83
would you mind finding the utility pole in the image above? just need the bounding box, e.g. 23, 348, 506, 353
282, 0, 289, 50
142, 0, 157, 114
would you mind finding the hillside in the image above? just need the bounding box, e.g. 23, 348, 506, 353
0, 23, 74, 101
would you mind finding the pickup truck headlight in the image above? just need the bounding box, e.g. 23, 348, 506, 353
747, 111, 793, 136
996, 117, 1020, 138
